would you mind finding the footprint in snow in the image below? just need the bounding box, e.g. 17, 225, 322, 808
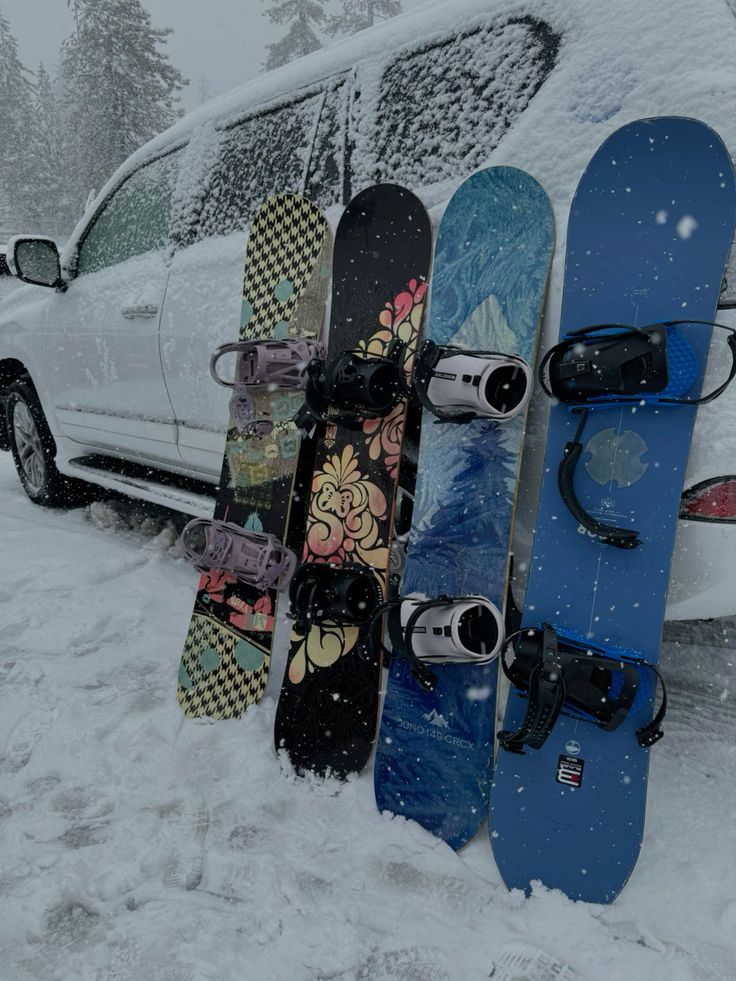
51, 784, 115, 820
488, 941, 588, 981
314, 946, 450, 981
376, 860, 475, 914
0, 704, 58, 775
58, 823, 108, 849
161, 805, 210, 892
100, 935, 195, 981
25, 773, 61, 797
45, 900, 100, 947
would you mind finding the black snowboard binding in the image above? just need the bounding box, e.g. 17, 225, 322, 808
210, 337, 325, 436
497, 623, 667, 754
295, 339, 410, 435
413, 339, 533, 424
375, 594, 505, 692
539, 320, 736, 408
287, 562, 384, 635
181, 518, 297, 592
538, 320, 736, 549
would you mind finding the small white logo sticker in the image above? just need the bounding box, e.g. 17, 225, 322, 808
557, 755, 584, 788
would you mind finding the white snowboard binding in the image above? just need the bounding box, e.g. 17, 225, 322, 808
413, 339, 533, 423
382, 594, 504, 691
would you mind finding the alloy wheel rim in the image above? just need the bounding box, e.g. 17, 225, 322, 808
13, 400, 46, 494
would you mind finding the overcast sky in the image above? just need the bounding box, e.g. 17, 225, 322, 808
4, 0, 425, 111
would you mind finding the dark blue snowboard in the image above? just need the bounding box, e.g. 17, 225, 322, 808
490, 118, 736, 902
373, 168, 553, 850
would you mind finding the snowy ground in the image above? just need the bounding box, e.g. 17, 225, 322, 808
0, 450, 734, 981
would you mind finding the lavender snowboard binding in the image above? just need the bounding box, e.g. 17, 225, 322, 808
182, 518, 296, 592
210, 337, 325, 434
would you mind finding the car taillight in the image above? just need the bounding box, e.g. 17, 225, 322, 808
680, 478, 736, 521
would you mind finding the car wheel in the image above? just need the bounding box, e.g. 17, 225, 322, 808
5, 379, 90, 507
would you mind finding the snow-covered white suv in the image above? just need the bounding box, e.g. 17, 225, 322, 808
1, 0, 735, 620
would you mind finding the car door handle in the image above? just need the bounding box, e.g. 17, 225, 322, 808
121, 304, 159, 320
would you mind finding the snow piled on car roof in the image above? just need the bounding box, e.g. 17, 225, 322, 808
70, 0, 736, 252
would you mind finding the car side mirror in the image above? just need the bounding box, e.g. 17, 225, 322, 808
9, 236, 65, 290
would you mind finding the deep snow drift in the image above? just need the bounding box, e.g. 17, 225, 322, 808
0, 451, 734, 981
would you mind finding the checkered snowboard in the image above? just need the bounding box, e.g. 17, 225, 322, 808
177, 194, 332, 719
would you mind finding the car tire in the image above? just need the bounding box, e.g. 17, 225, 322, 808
5, 378, 91, 507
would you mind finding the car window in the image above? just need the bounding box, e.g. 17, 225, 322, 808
195, 92, 323, 241
305, 78, 351, 208
361, 15, 560, 188
77, 150, 181, 276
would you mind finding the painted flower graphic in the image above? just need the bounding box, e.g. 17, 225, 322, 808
357, 278, 427, 377
305, 444, 389, 568
288, 621, 360, 685
363, 401, 406, 480
358, 279, 426, 475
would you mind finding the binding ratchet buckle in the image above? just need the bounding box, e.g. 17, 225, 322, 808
374, 594, 505, 692
287, 562, 384, 634
181, 518, 297, 592
497, 623, 667, 754
537, 320, 736, 549
210, 337, 325, 435
413, 340, 533, 424
295, 339, 409, 435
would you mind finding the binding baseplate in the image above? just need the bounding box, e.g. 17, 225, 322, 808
287, 561, 384, 633
295, 339, 409, 434
210, 337, 325, 434
377, 594, 505, 691
538, 320, 736, 548
497, 622, 667, 754
182, 518, 296, 592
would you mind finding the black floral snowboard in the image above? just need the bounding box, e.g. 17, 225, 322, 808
274, 184, 432, 777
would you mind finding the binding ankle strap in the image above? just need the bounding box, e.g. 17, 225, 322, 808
498, 623, 667, 754
372, 594, 504, 692
558, 408, 641, 549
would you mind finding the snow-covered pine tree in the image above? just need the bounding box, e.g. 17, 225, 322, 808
0, 12, 36, 231
29, 64, 74, 238
262, 0, 325, 71
61, 0, 187, 218
327, 0, 402, 37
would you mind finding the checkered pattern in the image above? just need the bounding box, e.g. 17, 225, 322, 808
242, 194, 331, 340
178, 614, 269, 720
177, 194, 331, 720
